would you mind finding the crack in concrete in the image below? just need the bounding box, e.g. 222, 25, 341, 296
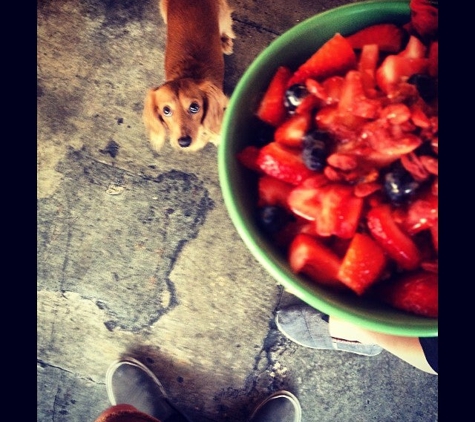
38, 359, 100, 385
233, 17, 281, 36
209, 286, 292, 420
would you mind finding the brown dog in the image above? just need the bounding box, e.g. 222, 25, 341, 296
143, 0, 235, 152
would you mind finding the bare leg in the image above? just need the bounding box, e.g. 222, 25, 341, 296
276, 304, 437, 375
329, 315, 438, 375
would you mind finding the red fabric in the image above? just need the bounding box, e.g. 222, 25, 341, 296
94, 404, 162, 422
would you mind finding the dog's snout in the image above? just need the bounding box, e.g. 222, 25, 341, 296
178, 135, 192, 148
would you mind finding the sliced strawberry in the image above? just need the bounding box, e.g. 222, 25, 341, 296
256, 66, 293, 126
316, 105, 367, 143
402, 189, 438, 235
428, 41, 438, 77
288, 182, 364, 239
337, 233, 388, 295
398, 35, 427, 59
380, 103, 412, 125
288, 33, 357, 86
346, 23, 405, 53
274, 112, 312, 147
335, 134, 400, 169
376, 55, 429, 94
366, 204, 422, 270
376, 270, 438, 317
430, 221, 438, 253
274, 218, 319, 249
358, 44, 380, 96
321, 76, 344, 105
353, 181, 382, 198
256, 141, 315, 185
288, 233, 346, 288
410, 102, 431, 128
286, 174, 330, 221
409, 0, 438, 41
305, 78, 328, 101
237, 145, 262, 172
294, 94, 321, 115
361, 119, 422, 157
257, 175, 294, 210
338, 70, 382, 119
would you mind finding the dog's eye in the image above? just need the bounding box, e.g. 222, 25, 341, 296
189, 102, 200, 114
163, 106, 173, 116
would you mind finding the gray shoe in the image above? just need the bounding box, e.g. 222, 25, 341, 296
249, 390, 302, 422
276, 305, 383, 356
105, 357, 191, 422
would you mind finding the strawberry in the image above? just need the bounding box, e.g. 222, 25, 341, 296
288, 233, 346, 288
410, 103, 431, 128
398, 35, 427, 59
287, 33, 357, 86
366, 204, 422, 270
321, 76, 344, 105
256, 141, 315, 185
376, 270, 438, 317
338, 70, 382, 119
337, 232, 388, 295
294, 94, 321, 115
305, 78, 328, 101
402, 189, 438, 235
256, 66, 293, 126
257, 175, 294, 210
288, 182, 364, 239
409, 0, 438, 41
274, 112, 312, 147
237, 145, 262, 172
430, 221, 438, 253
287, 173, 329, 221
428, 41, 438, 77
273, 218, 321, 249
361, 119, 422, 158
353, 181, 382, 198
305, 77, 345, 107
380, 103, 412, 125
376, 55, 429, 94
316, 105, 369, 146
346, 23, 405, 53
285, 174, 329, 220
358, 43, 380, 96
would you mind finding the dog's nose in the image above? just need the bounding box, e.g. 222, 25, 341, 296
178, 135, 192, 148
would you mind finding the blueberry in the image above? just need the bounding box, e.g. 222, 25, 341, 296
258, 206, 289, 234
284, 84, 309, 114
302, 130, 331, 171
415, 141, 437, 158
250, 116, 275, 146
383, 162, 420, 203
407, 73, 437, 103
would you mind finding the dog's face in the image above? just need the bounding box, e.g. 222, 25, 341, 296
143, 78, 228, 152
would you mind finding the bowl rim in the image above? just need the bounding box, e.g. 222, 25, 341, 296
219, 0, 438, 337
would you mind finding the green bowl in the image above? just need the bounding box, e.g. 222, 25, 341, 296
219, 1, 437, 337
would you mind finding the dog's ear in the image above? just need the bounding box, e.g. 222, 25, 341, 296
143, 87, 167, 152
199, 81, 229, 138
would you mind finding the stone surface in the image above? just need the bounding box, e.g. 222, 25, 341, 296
37, 1, 438, 421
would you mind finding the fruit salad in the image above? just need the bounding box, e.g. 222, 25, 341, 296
236, 0, 438, 318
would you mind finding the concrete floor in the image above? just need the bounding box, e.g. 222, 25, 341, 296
37, 0, 438, 421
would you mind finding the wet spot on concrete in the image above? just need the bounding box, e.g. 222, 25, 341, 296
99, 139, 120, 157
37, 148, 214, 332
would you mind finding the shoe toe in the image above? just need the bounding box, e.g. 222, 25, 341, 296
249, 390, 302, 422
